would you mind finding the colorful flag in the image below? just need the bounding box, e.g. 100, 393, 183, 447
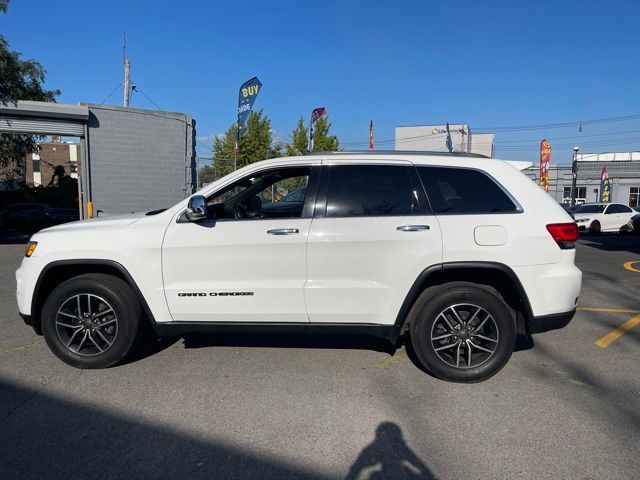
311, 107, 326, 124
309, 107, 327, 152
599, 166, 610, 202
539, 139, 551, 192
237, 76, 262, 128
369, 120, 374, 150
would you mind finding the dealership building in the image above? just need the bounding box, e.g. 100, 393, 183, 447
394, 124, 639, 208
522, 152, 640, 207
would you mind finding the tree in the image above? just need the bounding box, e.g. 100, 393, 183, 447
285, 117, 309, 156
1, 2, 61, 180
197, 164, 217, 187
311, 116, 340, 152
209, 110, 281, 182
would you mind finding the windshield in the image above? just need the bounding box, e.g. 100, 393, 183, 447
574, 204, 606, 214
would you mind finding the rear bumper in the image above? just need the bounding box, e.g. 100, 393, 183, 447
528, 309, 576, 334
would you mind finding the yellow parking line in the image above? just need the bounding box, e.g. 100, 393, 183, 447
577, 307, 640, 314
595, 315, 640, 348
623, 261, 640, 273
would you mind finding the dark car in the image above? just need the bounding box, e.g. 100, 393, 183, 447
35, 207, 80, 228
630, 213, 640, 235
559, 203, 575, 219
0, 202, 52, 229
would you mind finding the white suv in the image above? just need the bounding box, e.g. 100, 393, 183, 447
16, 152, 582, 382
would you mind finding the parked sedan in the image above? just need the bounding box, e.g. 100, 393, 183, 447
0, 202, 51, 229
574, 202, 636, 234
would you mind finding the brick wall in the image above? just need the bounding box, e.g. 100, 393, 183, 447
24, 139, 80, 186
83, 104, 196, 214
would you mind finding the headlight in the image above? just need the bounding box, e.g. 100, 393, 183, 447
25, 241, 37, 257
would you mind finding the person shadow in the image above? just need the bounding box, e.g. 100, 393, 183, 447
345, 422, 437, 479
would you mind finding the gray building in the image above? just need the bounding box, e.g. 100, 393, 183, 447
523, 152, 640, 207
0, 101, 197, 217
395, 124, 495, 157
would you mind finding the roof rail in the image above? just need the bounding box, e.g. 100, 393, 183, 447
308, 150, 490, 159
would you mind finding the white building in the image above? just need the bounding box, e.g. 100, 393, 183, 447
395, 124, 495, 157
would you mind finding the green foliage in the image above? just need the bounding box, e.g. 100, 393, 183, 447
311, 116, 340, 152
0, 21, 61, 175
209, 110, 281, 182
197, 164, 217, 187
285, 117, 309, 156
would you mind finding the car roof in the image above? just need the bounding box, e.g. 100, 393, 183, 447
245, 151, 531, 170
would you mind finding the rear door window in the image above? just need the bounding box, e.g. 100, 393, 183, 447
324, 165, 420, 217
417, 166, 518, 214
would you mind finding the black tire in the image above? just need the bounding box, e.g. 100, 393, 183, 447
408, 282, 515, 383
41, 273, 142, 369
589, 220, 601, 235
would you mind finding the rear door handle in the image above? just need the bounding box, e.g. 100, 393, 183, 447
396, 225, 430, 232
267, 228, 300, 235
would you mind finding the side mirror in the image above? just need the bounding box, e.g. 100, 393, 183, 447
185, 195, 206, 222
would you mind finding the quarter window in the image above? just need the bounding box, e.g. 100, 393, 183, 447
325, 165, 419, 217
418, 167, 518, 214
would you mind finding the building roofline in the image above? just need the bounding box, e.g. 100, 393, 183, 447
0, 100, 89, 120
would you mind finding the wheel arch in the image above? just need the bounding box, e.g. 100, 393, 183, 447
395, 262, 534, 335
30, 259, 156, 335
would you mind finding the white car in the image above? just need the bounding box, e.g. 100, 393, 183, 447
573, 202, 636, 234
16, 152, 582, 382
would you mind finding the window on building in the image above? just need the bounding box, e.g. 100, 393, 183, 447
629, 187, 639, 208
418, 166, 518, 214
32, 159, 40, 173
325, 165, 419, 217
70, 161, 78, 174
562, 186, 586, 204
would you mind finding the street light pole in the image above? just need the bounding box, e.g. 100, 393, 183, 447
571, 146, 579, 206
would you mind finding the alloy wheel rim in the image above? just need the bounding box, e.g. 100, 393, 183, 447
430, 303, 499, 369
55, 294, 118, 356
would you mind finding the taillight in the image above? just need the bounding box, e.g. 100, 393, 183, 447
546, 223, 579, 249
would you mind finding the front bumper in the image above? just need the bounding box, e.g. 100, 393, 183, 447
528, 309, 576, 334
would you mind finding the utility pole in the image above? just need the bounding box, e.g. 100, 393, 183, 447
571, 145, 579, 206
123, 32, 131, 107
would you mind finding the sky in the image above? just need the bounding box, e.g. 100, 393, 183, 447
2, 0, 640, 164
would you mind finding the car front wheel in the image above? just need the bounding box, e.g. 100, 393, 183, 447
409, 282, 515, 383
41, 273, 142, 368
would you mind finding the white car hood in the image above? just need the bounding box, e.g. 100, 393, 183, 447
38, 211, 145, 234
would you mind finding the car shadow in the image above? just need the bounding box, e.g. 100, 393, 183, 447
578, 234, 640, 254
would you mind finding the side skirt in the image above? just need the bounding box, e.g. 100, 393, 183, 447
152, 321, 400, 341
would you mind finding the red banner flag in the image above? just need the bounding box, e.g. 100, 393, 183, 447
311, 107, 326, 125
369, 120, 374, 150
539, 139, 551, 192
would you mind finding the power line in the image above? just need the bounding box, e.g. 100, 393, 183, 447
100, 83, 122, 105
134, 88, 162, 110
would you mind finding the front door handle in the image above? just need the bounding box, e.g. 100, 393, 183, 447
267, 228, 300, 235
396, 225, 430, 232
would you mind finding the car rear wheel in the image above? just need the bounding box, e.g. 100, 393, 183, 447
41, 273, 142, 368
409, 282, 515, 383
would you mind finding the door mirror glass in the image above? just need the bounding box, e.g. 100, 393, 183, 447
185, 195, 206, 221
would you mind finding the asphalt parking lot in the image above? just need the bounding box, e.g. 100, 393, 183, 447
0, 236, 638, 479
